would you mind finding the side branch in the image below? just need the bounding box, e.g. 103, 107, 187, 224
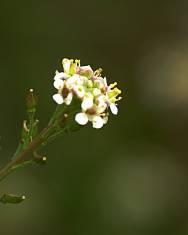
0, 125, 53, 182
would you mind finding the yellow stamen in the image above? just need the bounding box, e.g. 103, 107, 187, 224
116, 96, 122, 101
94, 68, 103, 77
75, 59, 80, 66
109, 82, 117, 89
114, 87, 121, 94
108, 87, 121, 99
100, 112, 109, 117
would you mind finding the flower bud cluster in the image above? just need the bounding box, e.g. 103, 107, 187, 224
53, 59, 122, 129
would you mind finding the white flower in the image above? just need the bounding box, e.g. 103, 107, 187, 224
52, 58, 122, 128
75, 112, 104, 129
106, 87, 121, 115
91, 116, 104, 129
73, 84, 85, 98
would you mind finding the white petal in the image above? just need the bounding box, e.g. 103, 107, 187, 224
97, 95, 106, 106
103, 77, 108, 86
53, 79, 64, 89
66, 74, 79, 89
75, 113, 88, 125
80, 65, 92, 71
64, 92, 73, 105
92, 116, 104, 129
80, 65, 93, 78
81, 98, 93, 110
52, 94, 64, 104
110, 103, 118, 115
76, 75, 86, 85
54, 72, 67, 80
62, 58, 71, 74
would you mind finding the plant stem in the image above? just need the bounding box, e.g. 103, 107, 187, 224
48, 105, 67, 126
0, 125, 52, 182
0, 104, 68, 183
48, 105, 61, 125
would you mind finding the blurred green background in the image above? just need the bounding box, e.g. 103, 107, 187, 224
0, 0, 188, 234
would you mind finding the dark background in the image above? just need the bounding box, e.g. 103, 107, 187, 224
0, 0, 188, 234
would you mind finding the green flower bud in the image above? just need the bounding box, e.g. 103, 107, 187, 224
33, 152, 47, 165
26, 89, 38, 111
0, 194, 25, 204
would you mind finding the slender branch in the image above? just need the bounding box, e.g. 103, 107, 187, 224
0, 125, 52, 182
12, 141, 24, 159
0, 136, 42, 181
0, 104, 67, 183
48, 105, 61, 125
48, 105, 67, 126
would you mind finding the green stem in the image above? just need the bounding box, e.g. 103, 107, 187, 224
12, 111, 36, 160
48, 104, 66, 126
0, 125, 52, 182
48, 105, 60, 125
0, 103, 75, 183
12, 141, 24, 159
42, 128, 66, 146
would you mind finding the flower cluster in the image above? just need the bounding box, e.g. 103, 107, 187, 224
53, 59, 122, 129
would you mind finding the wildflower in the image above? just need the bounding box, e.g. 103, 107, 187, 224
52, 58, 122, 128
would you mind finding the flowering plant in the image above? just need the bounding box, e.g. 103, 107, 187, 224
0, 59, 121, 204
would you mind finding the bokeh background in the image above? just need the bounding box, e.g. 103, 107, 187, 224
0, 0, 188, 234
